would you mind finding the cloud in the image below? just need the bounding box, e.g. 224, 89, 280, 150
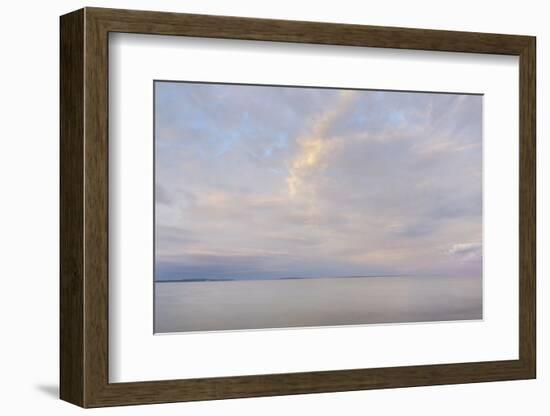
155, 183, 173, 205
287, 90, 357, 197
154, 82, 483, 280
448, 242, 482, 261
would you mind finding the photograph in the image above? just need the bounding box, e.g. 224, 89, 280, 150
52, 4, 537, 410
153, 81, 483, 333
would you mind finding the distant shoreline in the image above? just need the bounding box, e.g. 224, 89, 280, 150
154, 274, 442, 283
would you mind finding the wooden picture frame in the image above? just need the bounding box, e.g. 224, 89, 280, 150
60, 7, 536, 408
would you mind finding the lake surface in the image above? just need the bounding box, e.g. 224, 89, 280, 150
154, 275, 482, 333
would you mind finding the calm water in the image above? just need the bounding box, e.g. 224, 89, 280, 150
154, 276, 482, 333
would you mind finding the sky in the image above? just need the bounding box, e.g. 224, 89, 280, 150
154, 81, 482, 281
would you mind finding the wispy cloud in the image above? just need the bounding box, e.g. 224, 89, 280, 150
154, 82, 482, 280
287, 90, 357, 197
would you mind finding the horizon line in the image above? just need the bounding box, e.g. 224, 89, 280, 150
153, 274, 469, 283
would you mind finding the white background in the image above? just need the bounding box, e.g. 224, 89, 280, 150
110, 34, 519, 382
0, 0, 546, 415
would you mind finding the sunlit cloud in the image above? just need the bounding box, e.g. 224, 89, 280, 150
287, 90, 357, 197
154, 82, 482, 281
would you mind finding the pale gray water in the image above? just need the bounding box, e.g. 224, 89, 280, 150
154, 276, 482, 333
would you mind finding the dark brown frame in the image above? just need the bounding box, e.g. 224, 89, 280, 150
60, 7, 536, 408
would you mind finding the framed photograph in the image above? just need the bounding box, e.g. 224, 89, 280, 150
60, 7, 536, 408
